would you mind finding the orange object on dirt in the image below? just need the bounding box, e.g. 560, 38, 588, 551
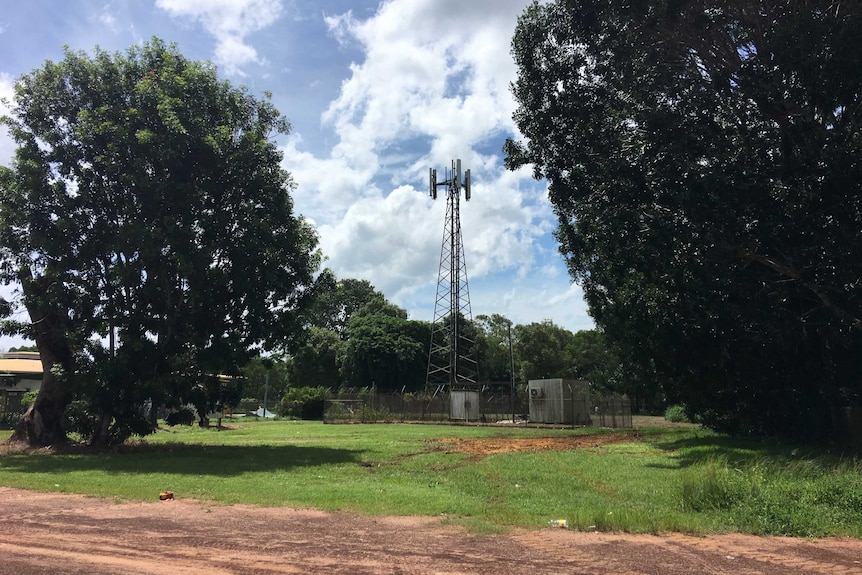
159, 491, 174, 500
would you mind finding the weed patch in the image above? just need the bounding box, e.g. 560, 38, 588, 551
681, 456, 862, 537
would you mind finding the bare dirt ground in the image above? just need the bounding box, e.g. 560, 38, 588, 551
431, 431, 642, 456
2, 427, 860, 574
1, 486, 861, 575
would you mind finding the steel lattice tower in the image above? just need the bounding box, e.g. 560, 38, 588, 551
426, 159, 478, 395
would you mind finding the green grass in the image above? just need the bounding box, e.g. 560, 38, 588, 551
0, 421, 859, 537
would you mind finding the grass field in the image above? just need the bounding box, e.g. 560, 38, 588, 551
1, 420, 860, 537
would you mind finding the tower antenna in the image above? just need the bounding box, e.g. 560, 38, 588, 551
426, 159, 477, 397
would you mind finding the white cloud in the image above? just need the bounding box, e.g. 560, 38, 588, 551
0, 72, 16, 166
283, 136, 380, 219
475, 280, 593, 332
287, 157, 554, 315
316, 185, 440, 296
96, 8, 120, 32
278, 0, 593, 332
212, 34, 259, 73
156, 0, 282, 75
320, 0, 521, 165
287, 0, 538, 217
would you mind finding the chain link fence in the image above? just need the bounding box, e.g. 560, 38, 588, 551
0, 391, 21, 429
592, 395, 633, 428
324, 389, 632, 428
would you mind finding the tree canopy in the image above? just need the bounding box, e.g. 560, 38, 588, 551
0, 38, 321, 445
306, 274, 386, 338
514, 320, 577, 382
340, 312, 429, 392
506, 1, 862, 439
474, 313, 515, 383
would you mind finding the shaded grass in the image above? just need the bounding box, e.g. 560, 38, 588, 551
1, 422, 859, 537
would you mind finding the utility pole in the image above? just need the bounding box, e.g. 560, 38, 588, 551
509, 321, 516, 422
263, 372, 269, 418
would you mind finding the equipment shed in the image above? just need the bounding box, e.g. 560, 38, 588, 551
527, 378, 590, 425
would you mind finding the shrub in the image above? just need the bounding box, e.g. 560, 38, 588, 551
359, 405, 392, 423
20, 390, 38, 411
164, 408, 196, 426
664, 404, 690, 423
63, 400, 98, 439
325, 400, 350, 421
0, 411, 20, 430
278, 386, 330, 419
0, 391, 40, 430
63, 399, 154, 445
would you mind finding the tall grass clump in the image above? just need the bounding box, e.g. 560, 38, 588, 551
680, 457, 750, 511
681, 456, 862, 537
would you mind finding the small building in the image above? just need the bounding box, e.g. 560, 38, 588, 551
527, 378, 591, 425
0, 351, 43, 414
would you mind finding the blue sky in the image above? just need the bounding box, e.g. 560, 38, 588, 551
0, 0, 593, 350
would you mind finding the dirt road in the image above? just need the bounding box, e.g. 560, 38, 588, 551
1, 486, 860, 575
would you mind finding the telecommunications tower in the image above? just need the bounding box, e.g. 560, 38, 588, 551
426, 159, 478, 396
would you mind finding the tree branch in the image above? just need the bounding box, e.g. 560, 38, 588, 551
737, 248, 861, 330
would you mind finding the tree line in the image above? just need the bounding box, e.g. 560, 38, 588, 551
235, 275, 632, 410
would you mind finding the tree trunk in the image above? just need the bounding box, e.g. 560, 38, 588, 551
8, 268, 75, 446
12, 370, 69, 446
10, 343, 73, 446
89, 411, 114, 447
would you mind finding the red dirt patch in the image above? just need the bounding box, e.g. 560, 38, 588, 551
433, 432, 639, 456
0, 487, 859, 574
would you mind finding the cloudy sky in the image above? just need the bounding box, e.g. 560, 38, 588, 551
0, 0, 593, 350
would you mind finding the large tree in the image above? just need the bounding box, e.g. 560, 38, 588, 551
475, 313, 516, 384
513, 320, 576, 382
506, 1, 862, 439
306, 274, 385, 338
0, 38, 321, 445
239, 356, 290, 402
340, 307, 430, 393
290, 326, 342, 390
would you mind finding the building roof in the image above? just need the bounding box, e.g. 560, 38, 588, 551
0, 351, 40, 360
0, 358, 43, 375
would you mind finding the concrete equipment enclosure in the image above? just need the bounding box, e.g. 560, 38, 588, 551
450, 390, 480, 421
527, 378, 591, 424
